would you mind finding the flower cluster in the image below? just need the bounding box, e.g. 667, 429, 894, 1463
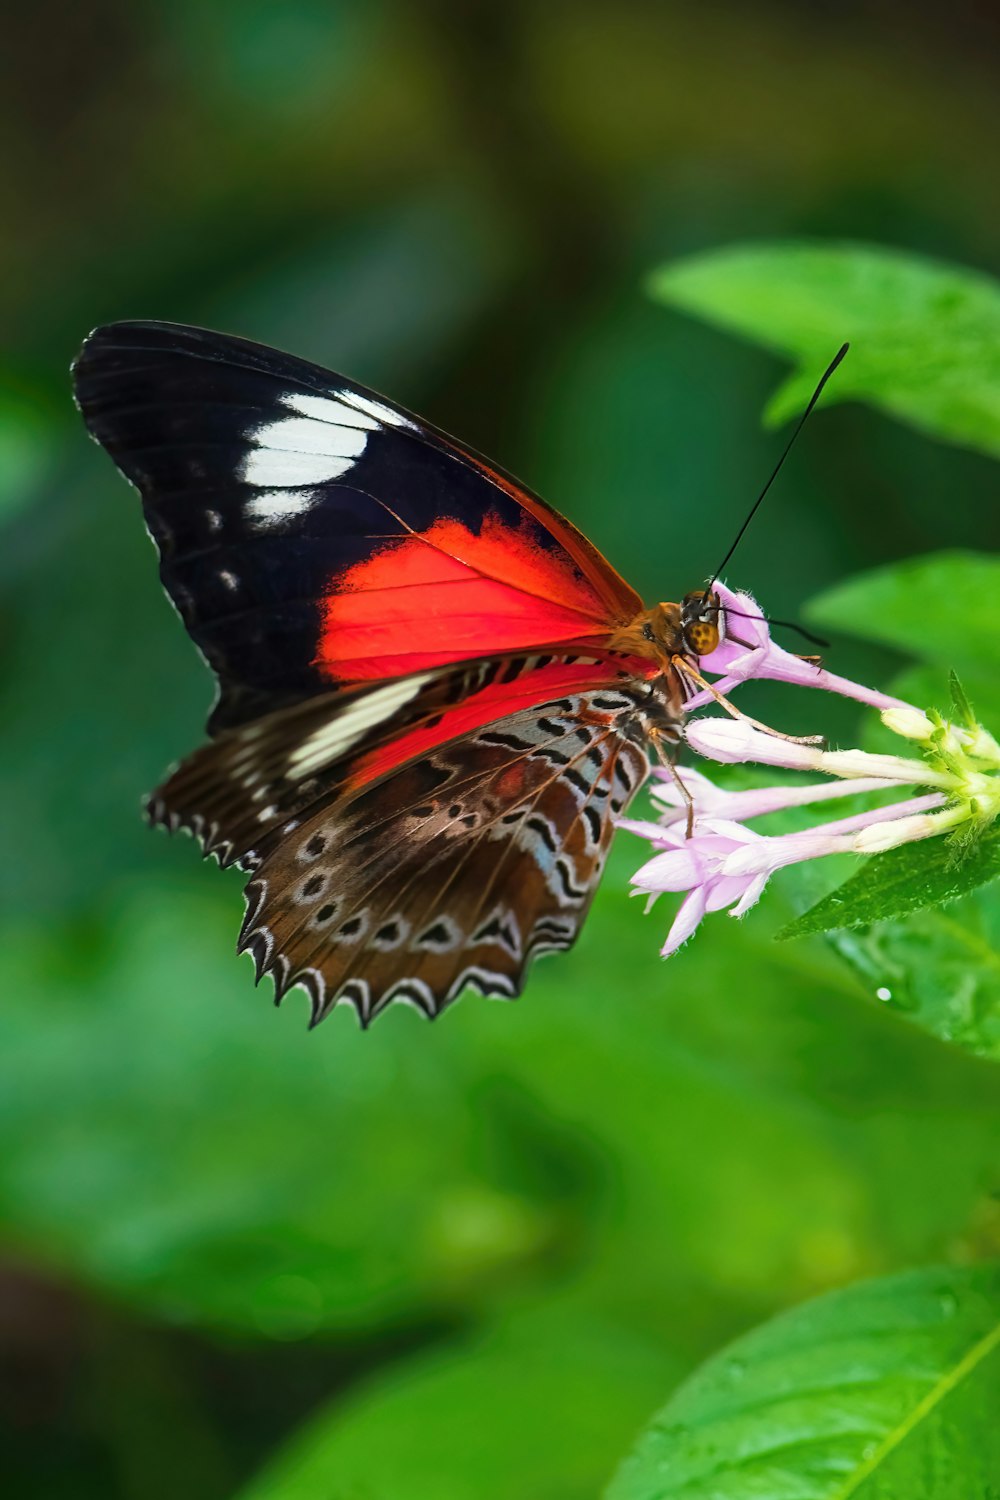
622, 584, 1000, 956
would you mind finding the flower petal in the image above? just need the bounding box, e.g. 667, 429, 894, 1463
661, 886, 709, 955
685, 717, 823, 769
730, 871, 771, 917
616, 815, 680, 845
656, 773, 918, 826
852, 805, 964, 852
705, 873, 753, 911
632, 847, 703, 892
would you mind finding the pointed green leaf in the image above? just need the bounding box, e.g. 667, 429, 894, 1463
807, 551, 1000, 671
607, 1262, 1000, 1500
648, 242, 1000, 458
950, 670, 977, 730
824, 888, 1000, 1060
777, 823, 1000, 940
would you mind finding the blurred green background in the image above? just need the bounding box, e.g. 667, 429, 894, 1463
3, 3, 1000, 1497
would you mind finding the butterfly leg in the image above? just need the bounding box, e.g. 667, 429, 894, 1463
672, 656, 825, 748
648, 732, 695, 837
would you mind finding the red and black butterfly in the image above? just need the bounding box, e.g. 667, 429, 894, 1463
72, 322, 723, 1025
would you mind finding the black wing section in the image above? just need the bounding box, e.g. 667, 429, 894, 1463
72, 322, 637, 733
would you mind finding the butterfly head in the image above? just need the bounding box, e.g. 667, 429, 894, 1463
637, 590, 723, 661
679, 588, 723, 657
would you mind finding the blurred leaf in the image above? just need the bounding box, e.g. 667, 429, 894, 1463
649, 242, 1000, 458
807, 551, 1000, 675
778, 825, 1000, 939
607, 1261, 1000, 1500
0, 381, 57, 524
0, 888, 578, 1336
238, 1305, 678, 1500
2, 849, 997, 1340
211, 193, 517, 389
166, 0, 372, 122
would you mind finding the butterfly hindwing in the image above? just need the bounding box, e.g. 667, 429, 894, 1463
234, 683, 652, 1023
146, 652, 654, 871
73, 321, 642, 730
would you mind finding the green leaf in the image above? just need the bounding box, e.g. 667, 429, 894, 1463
776, 656, 1000, 1062
950, 670, 977, 731
648, 242, 1000, 458
0, 382, 55, 523
825, 888, 1000, 1060
778, 824, 1000, 940
237, 1305, 679, 1500
780, 840, 1000, 1061
807, 551, 1000, 673
606, 1262, 1000, 1500
0, 890, 572, 1336
779, 569, 1000, 1062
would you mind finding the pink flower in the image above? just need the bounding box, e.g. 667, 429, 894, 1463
646, 764, 918, 828
624, 789, 946, 956
686, 582, 912, 714
620, 581, 1000, 957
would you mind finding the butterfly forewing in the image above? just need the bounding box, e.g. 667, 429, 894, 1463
73, 322, 642, 730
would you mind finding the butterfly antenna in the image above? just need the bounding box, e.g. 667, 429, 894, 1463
723, 607, 829, 650
705, 342, 849, 596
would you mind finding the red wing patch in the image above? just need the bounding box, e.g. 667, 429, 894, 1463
317, 512, 636, 682
345, 655, 655, 790
450, 445, 642, 623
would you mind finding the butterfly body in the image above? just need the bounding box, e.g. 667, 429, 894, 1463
73, 322, 700, 1023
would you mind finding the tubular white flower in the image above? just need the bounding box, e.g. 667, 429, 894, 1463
647, 766, 915, 828
881, 707, 937, 742
685, 717, 949, 787
852, 805, 966, 853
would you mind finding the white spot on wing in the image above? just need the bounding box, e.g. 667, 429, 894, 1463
287, 673, 434, 779
281, 392, 381, 430
241, 419, 367, 487
339, 391, 414, 429
245, 489, 320, 529
240, 386, 415, 495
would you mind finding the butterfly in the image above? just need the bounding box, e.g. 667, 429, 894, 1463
72, 322, 722, 1026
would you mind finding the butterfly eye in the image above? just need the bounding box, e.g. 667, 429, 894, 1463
679, 589, 721, 656
685, 619, 720, 656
